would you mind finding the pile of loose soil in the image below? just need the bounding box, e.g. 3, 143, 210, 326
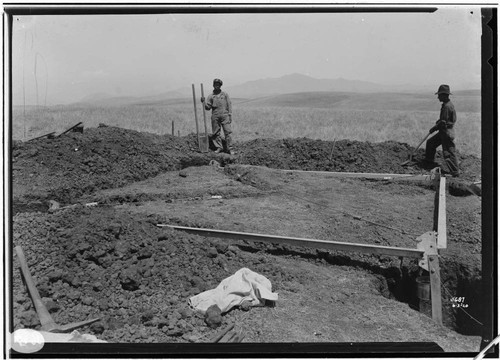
12, 127, 204, 207
12, 206, 280, 342
12, 126, 481, 212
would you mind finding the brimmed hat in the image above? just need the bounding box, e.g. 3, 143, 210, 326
435, 84, 452, 95
213, 78, 223, 86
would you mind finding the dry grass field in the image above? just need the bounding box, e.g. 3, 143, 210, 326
11, 91, 482, 157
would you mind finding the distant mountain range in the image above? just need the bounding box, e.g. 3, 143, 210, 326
75, 73, 479, 106
227, 73, 430, 98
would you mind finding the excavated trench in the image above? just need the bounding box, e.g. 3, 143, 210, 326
10, 126, 483, 341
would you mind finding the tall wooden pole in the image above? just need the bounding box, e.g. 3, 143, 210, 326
191, 84, 200, 147
200, 83, 208, 137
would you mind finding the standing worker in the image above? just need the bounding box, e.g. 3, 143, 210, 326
201, 78, 235, 155
423, 84, 460, 177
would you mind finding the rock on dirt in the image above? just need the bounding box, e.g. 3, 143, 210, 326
204, 305, 222, 329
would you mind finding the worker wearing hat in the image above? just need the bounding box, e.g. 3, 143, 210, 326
424, 84, 459, 177
201, 78, 235, 155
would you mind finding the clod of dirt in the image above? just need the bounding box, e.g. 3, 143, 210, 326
190, 276, 207, 292
240, 300, 252, 312
448, 181, 480, 197
44, 299, 60, 313
204, 305, 222, 329
119, 267, 141, 291
207, 247, 218, 258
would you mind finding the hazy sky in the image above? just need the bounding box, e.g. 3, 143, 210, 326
12, 7, 482, 105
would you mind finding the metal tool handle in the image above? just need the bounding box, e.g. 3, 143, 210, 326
200, 84, 208, 137
57, 122, 83, 138
414, 132, 432, 152
15, 246, 57, 330
28, 132, 56, 142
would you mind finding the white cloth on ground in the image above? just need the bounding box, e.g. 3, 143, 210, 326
189, 267, 278, 314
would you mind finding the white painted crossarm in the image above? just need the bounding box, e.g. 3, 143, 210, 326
436, 176, 447, 249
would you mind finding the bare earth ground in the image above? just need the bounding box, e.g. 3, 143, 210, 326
10, 126, 483, 354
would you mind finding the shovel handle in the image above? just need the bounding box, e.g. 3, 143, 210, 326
15, 246, 57, 330
414, 132, 432, 152
408, 132, 432, 161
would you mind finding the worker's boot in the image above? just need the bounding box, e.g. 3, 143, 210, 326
421, 159, 439, 169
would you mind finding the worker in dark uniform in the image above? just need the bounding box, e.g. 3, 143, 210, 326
424, 84, 460, 177
201, 78, 235, 155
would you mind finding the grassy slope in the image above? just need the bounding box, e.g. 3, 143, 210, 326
11, 91, 482, 157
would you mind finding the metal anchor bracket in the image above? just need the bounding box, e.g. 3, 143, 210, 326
416, 231, 438, 271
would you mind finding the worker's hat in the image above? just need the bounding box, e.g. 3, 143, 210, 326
213, 78, 223, 86
435, 84, 452, 95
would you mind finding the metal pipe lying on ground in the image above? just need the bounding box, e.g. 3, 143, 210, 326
158, 225, 424, 259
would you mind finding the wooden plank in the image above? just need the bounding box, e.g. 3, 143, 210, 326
159, 225, 424, 259
436, 176, 447, 249
191, 84, 200, 150
428, 254, 443, 325
209, 324, 234, 343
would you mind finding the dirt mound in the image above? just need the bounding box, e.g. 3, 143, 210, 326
12, 127, 481, 212
12, 206, 336, 343
12, 127, 205, 206
239, 138, 412, 173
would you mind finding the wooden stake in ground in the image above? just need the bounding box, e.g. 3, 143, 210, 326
200, 83, 209, 150
191, 84, 201, 149
192, 84, 208, 152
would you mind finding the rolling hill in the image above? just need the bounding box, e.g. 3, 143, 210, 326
73, 73, 480, 112
233, 91, 481, 113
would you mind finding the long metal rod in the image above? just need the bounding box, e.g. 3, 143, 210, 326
158, 225, 424, 259
232, 165, 434, 181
